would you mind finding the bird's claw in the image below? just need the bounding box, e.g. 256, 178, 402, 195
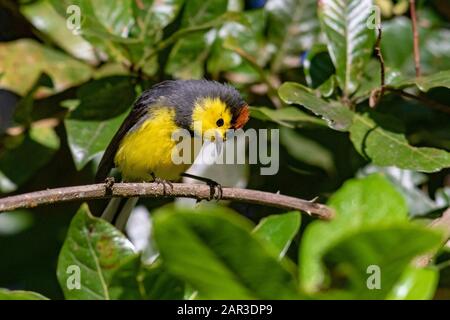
104, 176, 115, 194
154, 177, 173, 195
206, 180, 223, 201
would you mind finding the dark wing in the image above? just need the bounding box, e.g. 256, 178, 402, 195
94, 107, 147, 182
95, 81, 177, 182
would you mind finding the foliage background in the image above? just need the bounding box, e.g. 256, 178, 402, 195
0, 0, 449, 300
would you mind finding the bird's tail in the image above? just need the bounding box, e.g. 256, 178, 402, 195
101, 197, 139, 231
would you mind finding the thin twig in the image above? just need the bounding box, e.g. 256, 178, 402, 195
375, 27, 385, 89
385, 87, 450, 115
370, 26, 386, 108
223, 42, 281, 108
410, 0, 421, 77
0, 183, 335, 220
415, 207, 450, 267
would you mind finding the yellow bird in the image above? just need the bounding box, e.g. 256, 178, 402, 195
95, 80, 249, 229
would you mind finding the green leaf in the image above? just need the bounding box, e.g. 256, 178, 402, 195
267, 0, 319, 72
133, 0, 184, 32
387, 267, 439, 300
0, 289, 48, 300
21, 0, 96, 63
299, 174, 407, 292
250, 106, 326, 128
394, 70, 450, 92
318, 0, 376, 95
166, 32, 213, 79
252, 212, 301, 259
317, 75, 338, 98
49, 0, 137, 64
70, 76, 135, 120
109, 256, 185, 300
323, 225, 442, 299
57, 204, 136, 300
358, 165, 437, 216
381, 16, 450, 76
65, 101, 130, 170
153, 205, 299, 299
278, 82, 354, 131
380, 17, 413, 72
14, 73, 54, 126
207, 9, 267, 77
350, 112, 450, 173
165, 1, 232, 78
0, 39, 91, 96
303, 44, 335, 89
0, 127, 60, 193
280, 128, 335, 174
181, 0, 228, 26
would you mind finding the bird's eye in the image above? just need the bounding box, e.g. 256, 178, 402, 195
216, 118, 224, 127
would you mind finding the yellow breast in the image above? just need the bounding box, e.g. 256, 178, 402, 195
114, 107, 190, 182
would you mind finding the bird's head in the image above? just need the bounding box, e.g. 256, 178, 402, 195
189, 81, 249, 141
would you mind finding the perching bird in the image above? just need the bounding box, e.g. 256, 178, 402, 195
95, 79, 249, 229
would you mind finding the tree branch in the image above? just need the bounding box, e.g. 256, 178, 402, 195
0, 183, 335, 220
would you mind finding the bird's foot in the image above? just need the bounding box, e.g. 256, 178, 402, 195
204, 178, 223, 201
153, 177, 174, 195
104, 176, 115, 194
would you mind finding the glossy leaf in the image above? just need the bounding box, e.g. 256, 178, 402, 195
303, 44, 335, 89
14, 73, 53, 126
132, 0, 184, 32
0, 127, 60, 193
153, 205, 299, 299
382, 16, 450, 76
70, 76, 135, 120
207, 9, 267, 77
0, 289, 48, 300
350, 112, 450, 172
299, 174, 407, 292
165, 0, 230, 78
21, 1, 96, 63
109, 256, 185, 300
267, 0, 319, 71
358, 165, 437, 216
318, 0, 376, 95
57, 204, 136, 300
380, 16, 413, 72
278, 82, 354, 131
64, 76, 134, 170
65, 111, 128, 170
280, 128, 335, 174
250, 106, 326, 128
393, 70, 450, 92
323, 225, 442, 299
0, 39, 91, 96
387, 266, 439, 300
253, 212, 301, 259
166, 32, 213, 79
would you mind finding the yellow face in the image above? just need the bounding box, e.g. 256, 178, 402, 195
191, 97, 233, 141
